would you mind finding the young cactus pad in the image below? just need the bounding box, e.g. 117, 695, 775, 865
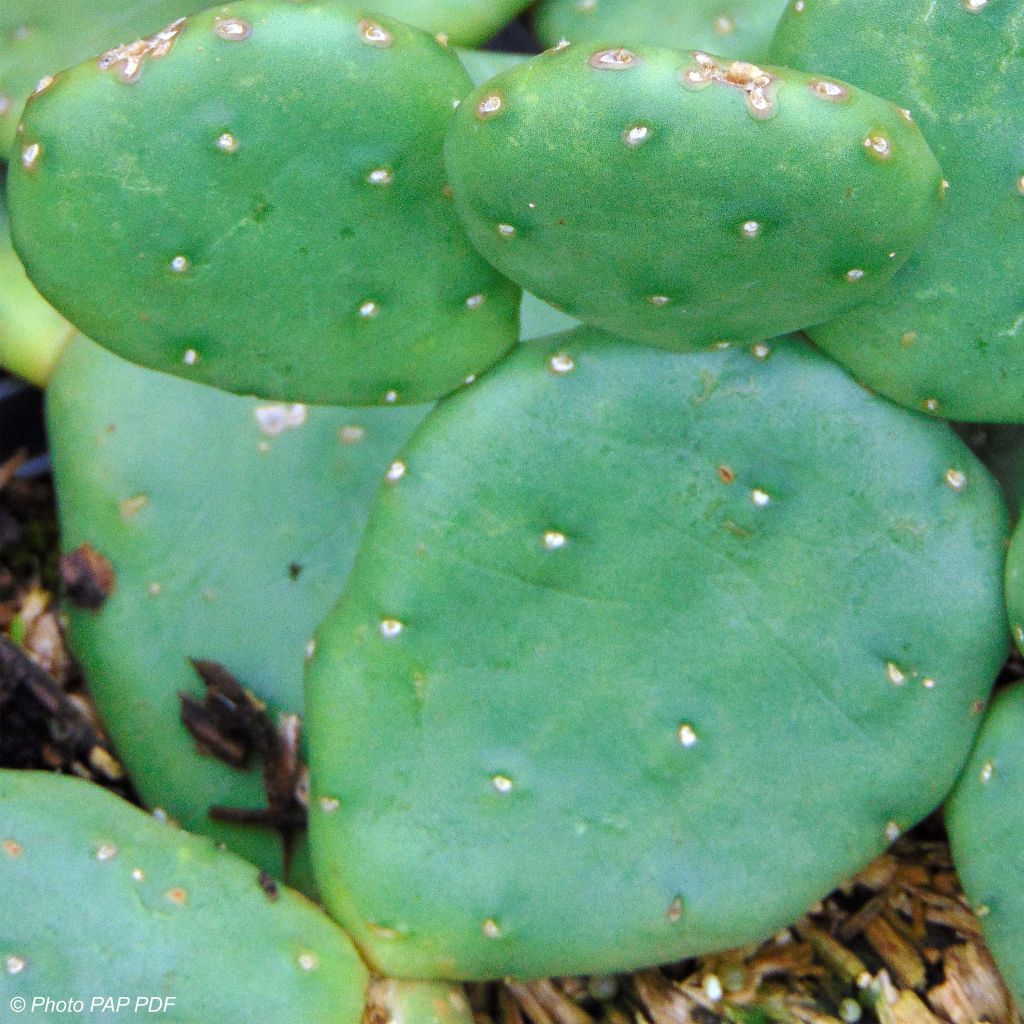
0, 0, 208, 158
0, 770, 369, 1022
946, 685, 1024, 1005
366, 0, 532, 46
306, 328, 1008, 981
46, 336, 429, 886
0, 182, 74, 387
7, 2, 519, 406
535, 0, 791, 64
444, 45, 944, 353
770, 0, 1024, 422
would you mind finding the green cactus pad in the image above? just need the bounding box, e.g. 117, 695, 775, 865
946, 685, 1024, 1005
519, 291, 579, 340
0, 0, 211, 160
307, 328, 1007, 981
771, 0, 1024, 422
365, 1, 530, 46
7, 2, 518, 405
0, 770, 369, 1022
0, 181, 73, 386
536, 0, 790, 63
47, 336, 428, 887
444, 45, 944, 353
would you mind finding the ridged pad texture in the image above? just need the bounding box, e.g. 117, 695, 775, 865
47, 336, 428, 885
0, 771, 369, 1022
771, 0, 1024, 422
8, 1, 519, 405
536, 0, 791, 63
307, 329, 1008, 981
946, 685, 1024, 1005
445, 44, 944, 352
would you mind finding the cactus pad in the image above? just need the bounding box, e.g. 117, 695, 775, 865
946, 685, 1024, 1005
771, 0, 1024, 422
362, 0, 531, 47
307, 328, 1007, 981
47, 336, 428, 885
0, 770, 369, 1021
536, 0, 791, 63
444, 45, 943, 352
0, 0, 210, 159
7, 2, 519, 405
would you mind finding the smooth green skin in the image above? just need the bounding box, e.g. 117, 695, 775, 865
0, 180, 74, 386
445, 45, 944, 352
519, 291, 579, 340
771, 0, 1024, 423
47, 336, 429, 889
367, 0, 531, 46
0, 771, 369, 1023
946, 685, 1024, 1005
0, 0, 209, 159
456, 47, 528, 87
536, 0, 791, 63
8, 3, 519, 406
308, 329, 1008, 981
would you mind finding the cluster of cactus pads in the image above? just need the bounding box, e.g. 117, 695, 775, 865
3, 0, 1024, 1017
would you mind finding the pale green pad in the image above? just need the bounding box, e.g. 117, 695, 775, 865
308, 329, 1007, 981
0, 770, 369, 1023
48, 336, 428, 886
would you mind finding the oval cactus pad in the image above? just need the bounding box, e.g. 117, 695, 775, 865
444, 44, 944, 353
0, 771, 369, 1022
7, 2, 519, 405
307, 329, 1007, 981
0, 0, 211, 158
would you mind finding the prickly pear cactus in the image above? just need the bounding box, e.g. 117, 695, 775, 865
445, 45, 944, 352
307, 328, 1007, 981
0, 0, 209, 159
7, 2, 519, 406
366, 0, 531, 46
0, 770, 369, 1022
47, 336, 429, 887
536, 0, 791, 63
946, 685, 1024, 1005
0, 183, 73, 386
770, 0, 1024, 422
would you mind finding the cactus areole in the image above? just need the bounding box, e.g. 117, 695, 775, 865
306, 329, 1007, 981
